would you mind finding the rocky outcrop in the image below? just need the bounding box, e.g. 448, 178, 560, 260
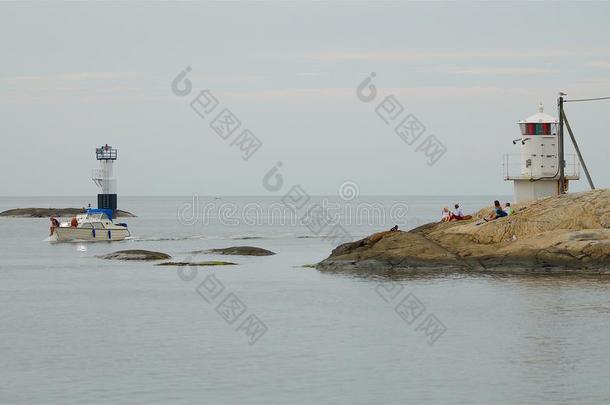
202, 246, 276, 256
100, 250, 171, 261
0, 208, 136, 218
318, 189, 610, 274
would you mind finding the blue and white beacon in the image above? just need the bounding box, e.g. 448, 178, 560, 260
48, 144, 129, 242
92, 144, 119, 217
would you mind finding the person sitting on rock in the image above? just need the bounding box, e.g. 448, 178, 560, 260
452, 203, 464, 221
485, 200, 508, 222
441, 207, 452, 222
49, 217, 60, 236
504, 202, 514, 216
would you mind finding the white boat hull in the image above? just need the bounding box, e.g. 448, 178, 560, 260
51, 227, 130, 242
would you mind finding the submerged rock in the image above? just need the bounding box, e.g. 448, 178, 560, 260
317, 189, 610, 274
202, 246, 276, 256
100, 250, 171, 261
156, 261, 237, 266
0, 208, 136, 218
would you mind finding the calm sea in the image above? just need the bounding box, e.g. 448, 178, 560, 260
1, 195, 609, 404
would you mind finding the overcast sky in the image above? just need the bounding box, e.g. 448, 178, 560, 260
1, 2, 609, 196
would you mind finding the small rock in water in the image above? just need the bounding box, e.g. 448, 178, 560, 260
156, 261, 237, 266
100, 250, 171, 261
203, 246, 276, 256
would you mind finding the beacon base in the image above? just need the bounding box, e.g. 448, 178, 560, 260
98, 194, 117, 214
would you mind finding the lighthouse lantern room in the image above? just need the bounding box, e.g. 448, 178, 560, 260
504, 104, 580, 203
92, 144, 118, 216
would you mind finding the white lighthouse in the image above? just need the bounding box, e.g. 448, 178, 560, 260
504, 104, 580, 203
92, 144, 118, 216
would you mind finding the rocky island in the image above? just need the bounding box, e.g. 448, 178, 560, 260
318, 189, 610, 274
0, 208, 135, 218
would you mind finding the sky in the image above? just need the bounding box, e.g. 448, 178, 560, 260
1, 1, 609, 196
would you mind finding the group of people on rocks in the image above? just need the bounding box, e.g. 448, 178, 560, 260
441, 203, 469, 222
441, 200, 514, 223
484, 200, 513, 222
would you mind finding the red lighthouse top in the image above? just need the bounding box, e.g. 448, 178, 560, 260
518, 103, 558, 136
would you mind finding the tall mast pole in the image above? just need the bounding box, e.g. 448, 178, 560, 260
558, 94, 565, 193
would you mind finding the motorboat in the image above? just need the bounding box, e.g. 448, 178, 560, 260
49, 208, 130, 242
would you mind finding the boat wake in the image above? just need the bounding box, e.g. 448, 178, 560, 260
126, 235, 207, 242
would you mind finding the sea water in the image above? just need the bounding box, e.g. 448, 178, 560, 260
1, 196, 610, 404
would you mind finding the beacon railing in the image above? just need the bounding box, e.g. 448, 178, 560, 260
503, 154, 580, 180
96, 148, 117, 160
92, 169, 104, 179
92, 169, 113, 188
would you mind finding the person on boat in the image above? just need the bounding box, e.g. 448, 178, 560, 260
485, 200, 508, 221
70, 217, 78, 227
504, 202, 514, 216
452, 204, 464, 221
49, 217, 60, 236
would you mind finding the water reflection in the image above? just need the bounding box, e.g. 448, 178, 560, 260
317, 265, 610, 283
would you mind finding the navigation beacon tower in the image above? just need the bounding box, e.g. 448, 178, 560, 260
503, 104, 580, 203
92, 144, 118, 217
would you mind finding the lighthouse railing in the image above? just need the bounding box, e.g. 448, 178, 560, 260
503, 154, 580, 180
502, 154, 523, 180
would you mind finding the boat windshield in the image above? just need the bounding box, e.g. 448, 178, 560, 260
83, 213, 109, 221
85, 208, 114, 220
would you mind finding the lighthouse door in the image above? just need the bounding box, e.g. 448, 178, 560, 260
540, 138, 558, 177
